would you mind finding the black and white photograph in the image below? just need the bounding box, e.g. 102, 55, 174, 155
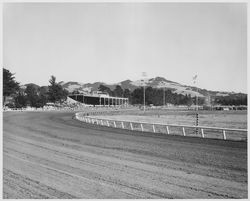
2, 2, 248, 199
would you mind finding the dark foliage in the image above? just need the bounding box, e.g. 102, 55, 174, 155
3, 68, 20, 104
214, 94, 247, 106
13, 76, 68, 108
123, 89, 131, 103
130, 87, 200, 106
113, 85, 124, 97
14, 92, 27, 108
25, 84, 40, 107
98, 84, 114, 96
48, 76, 68, 103
98, 84, 206, 106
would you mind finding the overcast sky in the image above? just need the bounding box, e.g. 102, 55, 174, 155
3, 3, 247, 93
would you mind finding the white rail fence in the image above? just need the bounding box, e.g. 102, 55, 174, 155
75, 113, 247, 141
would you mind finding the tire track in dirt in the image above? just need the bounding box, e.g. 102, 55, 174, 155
3, 111, 247, 198
5, 138, 243, 199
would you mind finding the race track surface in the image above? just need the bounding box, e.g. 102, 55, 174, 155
3, 111, 247, 198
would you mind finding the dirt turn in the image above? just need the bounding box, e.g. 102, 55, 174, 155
3, 111, 247, 198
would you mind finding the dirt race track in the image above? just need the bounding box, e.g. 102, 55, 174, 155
3, 111, 247, 198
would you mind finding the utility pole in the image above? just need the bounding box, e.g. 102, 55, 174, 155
142, 72, 147, 112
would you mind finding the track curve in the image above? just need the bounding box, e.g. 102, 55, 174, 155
3, 111, 247, 198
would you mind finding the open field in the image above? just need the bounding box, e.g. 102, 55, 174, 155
95, 109, 248, 129
92, 110, 247, 140
3, 111, 247, 198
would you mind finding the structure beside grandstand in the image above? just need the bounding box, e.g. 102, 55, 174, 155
68, 91, 129, 106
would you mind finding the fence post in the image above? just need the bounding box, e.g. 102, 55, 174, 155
130, 122, 133, 130
196, 113, 199, 134
201, 128, 204, 138
166, 126, 170, 134
70, 113, 247, 141
182, 127, 186, 136
223, 130, 226, 140
141, 123, 144, 132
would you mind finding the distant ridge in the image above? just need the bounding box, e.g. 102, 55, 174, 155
56, 76, 244, 98
19, 76, 245, 99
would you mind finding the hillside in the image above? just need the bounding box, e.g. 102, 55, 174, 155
13, 76, 247, 107
58, 76, 236, 98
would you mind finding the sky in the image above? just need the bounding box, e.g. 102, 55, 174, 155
3, 3, 247, 93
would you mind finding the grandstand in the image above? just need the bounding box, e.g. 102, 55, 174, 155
68, 91, 129, 106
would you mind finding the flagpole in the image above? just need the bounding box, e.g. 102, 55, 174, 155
142, 72, 147, 112
193, 75, 198, 110
193, 75, 198, 134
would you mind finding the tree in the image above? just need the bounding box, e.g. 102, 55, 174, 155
14, 92, 27, 108
129, 86, 201, 106
123, 89, 131, 103
186, 94, 193, 106
113, 85, 123, 97
123, 89, 130, 97
47, 76, 68, 103
25, 84, 40, 107
98, 84, 113, 96
131, 87, 143, 105
72, 90, 81, 94
145, 87, 154, 105
38, 86, 49, 106
3, 68, 19, 105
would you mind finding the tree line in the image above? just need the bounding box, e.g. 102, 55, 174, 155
214, 94, 247, 106
97, 84, 247, 106
3, 68, 68, 108
97, 84, 203, 106
3, 68, 247, 108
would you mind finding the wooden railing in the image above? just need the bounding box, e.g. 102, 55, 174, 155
75, 112, 247, 141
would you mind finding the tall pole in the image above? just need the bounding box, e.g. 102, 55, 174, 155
142, 72, 147, 112
193, 75, 198, 134
196, 87, 198, 111
144, 85, 145, 112
193, 75, 198, 110
163, 87, 165, 107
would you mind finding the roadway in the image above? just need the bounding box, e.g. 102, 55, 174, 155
3, 111, 247, 198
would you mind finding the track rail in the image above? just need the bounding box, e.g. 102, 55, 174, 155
75, 112, 247, 141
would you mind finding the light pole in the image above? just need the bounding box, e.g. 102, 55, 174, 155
163, 87, 165, 107
142, 72, 147, 112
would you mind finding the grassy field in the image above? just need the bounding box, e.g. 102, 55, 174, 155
94, 109, 247, 140
96, 109, 247, 129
